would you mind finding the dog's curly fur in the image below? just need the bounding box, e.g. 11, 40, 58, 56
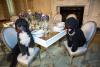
65, 17, 86, 52
15, 18, 35, 56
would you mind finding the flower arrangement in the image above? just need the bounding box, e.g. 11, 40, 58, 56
32, 12, 49, 30
18, 11, 49, 30
18, 11, 49, 23
33, 12, 49, 22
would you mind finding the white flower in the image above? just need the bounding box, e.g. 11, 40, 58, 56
19, 31, 30, 47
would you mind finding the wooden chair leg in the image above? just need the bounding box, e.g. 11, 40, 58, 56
0, 43, 7, 55
70, 56, 73, 65
38, 50, 41, 67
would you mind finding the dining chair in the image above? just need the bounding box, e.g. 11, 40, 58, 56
66, 14, 77, 19
53, 13, 62, 26
1, 27, 17, 51
1, 27, 41, 67
63, 21, 96, 64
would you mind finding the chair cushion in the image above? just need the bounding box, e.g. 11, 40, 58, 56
17, 47, 40, 65
64, 41, 87, 57
54, 13, 62, 22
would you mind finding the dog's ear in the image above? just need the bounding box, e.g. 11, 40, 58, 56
65, 17, 79, 29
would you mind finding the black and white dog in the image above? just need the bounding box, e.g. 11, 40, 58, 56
15, 18, 35, 58
65, 17, 86, 52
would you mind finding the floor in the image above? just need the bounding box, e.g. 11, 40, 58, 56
0, 21, 100, 67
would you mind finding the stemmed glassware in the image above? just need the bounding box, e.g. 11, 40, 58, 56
41, 21, 49, 37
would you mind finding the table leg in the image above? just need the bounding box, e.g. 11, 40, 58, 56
43, 48, 54, 67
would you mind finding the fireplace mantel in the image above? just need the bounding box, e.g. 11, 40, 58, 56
51, 0, 92, 25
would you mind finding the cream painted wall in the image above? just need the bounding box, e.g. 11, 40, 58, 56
0, 0, 9, 20
0, 4, 5, 20
89, 0, 100, 27
33, 0, 51, 16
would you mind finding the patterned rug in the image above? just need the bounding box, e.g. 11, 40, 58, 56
0, 40, 100, 67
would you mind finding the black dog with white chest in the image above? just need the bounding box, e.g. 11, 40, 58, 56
15, 18, 35, 57
65, 17, 86, 52
7, 18, 35, 67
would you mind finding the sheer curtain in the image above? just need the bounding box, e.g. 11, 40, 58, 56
6, 0, 15, 16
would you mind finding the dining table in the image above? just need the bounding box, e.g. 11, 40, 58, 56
32, 30, 67, 48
